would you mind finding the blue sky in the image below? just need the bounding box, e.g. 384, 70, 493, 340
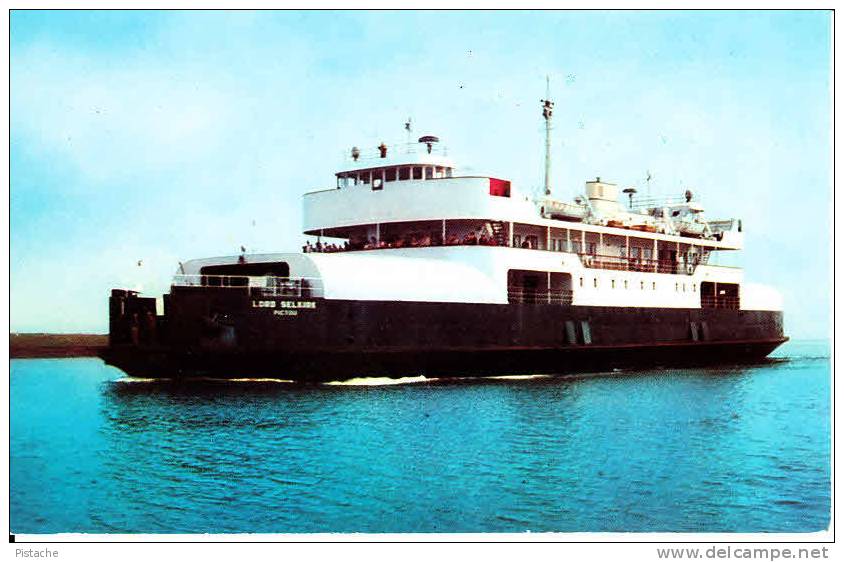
10, 10, 831, 337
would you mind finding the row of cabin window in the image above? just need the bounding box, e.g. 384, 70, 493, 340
533, 236, 658, 259
545, 238, 599, 255
337, 166, 453, 189
532, 237, 704, 263
519, 236, 595, 253
578, 277, 698, 292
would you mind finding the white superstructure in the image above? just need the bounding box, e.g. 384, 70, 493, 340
176, 115, 781, 315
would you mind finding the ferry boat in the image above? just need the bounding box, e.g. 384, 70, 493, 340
101, 98, 787, 381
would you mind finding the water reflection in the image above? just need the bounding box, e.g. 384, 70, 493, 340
11, 352, 830, 534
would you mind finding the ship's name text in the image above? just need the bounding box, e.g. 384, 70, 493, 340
253, 300, 317, 310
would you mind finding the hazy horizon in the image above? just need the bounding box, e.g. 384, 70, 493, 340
10, 10, 831, 338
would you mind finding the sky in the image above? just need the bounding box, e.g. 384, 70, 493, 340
10, 10, 832, 338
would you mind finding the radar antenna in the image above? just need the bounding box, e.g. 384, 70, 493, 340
541, 76, 554, 197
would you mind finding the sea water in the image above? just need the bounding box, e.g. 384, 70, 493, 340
10, 340, 830, 534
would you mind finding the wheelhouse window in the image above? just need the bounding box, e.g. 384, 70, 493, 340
399, 167, 410, 181
385, 168, 397, 182
412, 167, 423, 180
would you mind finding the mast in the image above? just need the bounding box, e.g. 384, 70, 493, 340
404, 117, 413, 147
541, 76, 554, 197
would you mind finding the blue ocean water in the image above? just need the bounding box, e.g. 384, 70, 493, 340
10, 340, 830, 534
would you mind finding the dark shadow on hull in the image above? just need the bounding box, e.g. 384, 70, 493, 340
100, 338, 787, 384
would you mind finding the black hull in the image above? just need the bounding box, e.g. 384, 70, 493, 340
101, 338, 786, 383
102, 290, 786, 382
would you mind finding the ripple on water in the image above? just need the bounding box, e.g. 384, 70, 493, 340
9, 352, 832, 534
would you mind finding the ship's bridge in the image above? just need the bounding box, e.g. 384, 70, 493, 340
304, 174, 524, 236
305, 134, 524, 240
335, 136, 457, 188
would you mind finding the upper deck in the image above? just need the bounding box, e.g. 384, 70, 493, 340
302, 133, 744, 258
304, 176, 742, 248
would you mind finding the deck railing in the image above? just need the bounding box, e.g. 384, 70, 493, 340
629, 195, 689, 210
579, 253, 706, 275
172, 274, 325, 298
508, 288, 574, 305
300, 241, 712, 277
342, 142, 449, 164
700, 296, 740, 309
